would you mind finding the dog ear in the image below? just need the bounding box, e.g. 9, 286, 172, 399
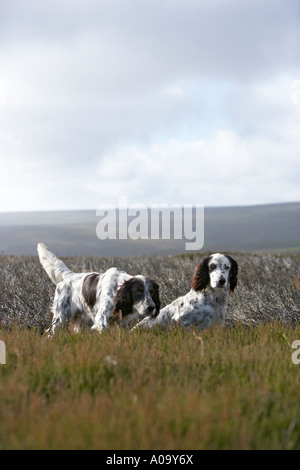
149, 279, 161, 315
112, 279, 135, 319
226, 255, 238, 292
191, 256, 211, 291
82, 273, 100, 308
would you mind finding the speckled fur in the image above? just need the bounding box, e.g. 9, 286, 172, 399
37, 243, 160, 335
134, 253, 238, 331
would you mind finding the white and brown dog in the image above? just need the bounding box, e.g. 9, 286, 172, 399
134, 253, 238, 331
37, 243, 160, 334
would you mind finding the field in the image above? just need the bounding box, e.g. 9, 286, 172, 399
0, 251, 300, 450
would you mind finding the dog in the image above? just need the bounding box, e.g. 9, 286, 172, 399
134, 253, 238, 331
37, 243, 160, 334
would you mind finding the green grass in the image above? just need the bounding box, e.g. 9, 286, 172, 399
0, 251, 299, 449
1, 323, 300, 450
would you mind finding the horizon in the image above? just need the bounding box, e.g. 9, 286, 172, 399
0, 200, 299, 216
0, 201, 299, 256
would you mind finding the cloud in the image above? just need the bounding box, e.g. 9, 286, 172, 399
0, 0, 299, 211
92, 122, 300, 207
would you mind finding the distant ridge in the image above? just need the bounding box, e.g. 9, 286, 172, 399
0, 202, 299, 256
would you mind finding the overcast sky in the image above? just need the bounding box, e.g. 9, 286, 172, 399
0, 0, 299, 212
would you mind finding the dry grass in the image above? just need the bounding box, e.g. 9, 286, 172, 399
0, 252, 300, 449
0, 324, 300, 449
0, 251, 300, 330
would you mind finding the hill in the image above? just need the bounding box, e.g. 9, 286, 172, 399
0, 202, 299, 256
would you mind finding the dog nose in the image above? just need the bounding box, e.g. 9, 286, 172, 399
218, 278, 226, 286
147, 305, 155, 314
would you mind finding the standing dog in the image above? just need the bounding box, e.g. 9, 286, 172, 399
37, 243, 160, 334
134, 253, 238, 331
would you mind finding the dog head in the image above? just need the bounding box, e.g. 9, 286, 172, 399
191, 253, 238, 292
112, 277, 160, 320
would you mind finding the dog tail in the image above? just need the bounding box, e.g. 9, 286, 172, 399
37, 243, 72, 285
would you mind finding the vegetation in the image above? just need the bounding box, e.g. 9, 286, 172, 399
0, 252, 300, 449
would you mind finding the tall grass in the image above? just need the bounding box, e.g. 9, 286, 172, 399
1, 252, 300, 330
0, 252, 300, 449
0, 323, 300, 450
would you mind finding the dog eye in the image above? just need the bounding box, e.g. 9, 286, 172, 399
224, 265, 230, 270
209, 264, 216, 271
138, 286, 145, 293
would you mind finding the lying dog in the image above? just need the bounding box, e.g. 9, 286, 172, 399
134, 253, 238, 331
37, 243, 160, 334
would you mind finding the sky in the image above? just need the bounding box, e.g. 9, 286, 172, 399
0, 0, 300, 212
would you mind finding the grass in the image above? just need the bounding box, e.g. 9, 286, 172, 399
0, 251, 300, 449
0, 323, 300, 450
